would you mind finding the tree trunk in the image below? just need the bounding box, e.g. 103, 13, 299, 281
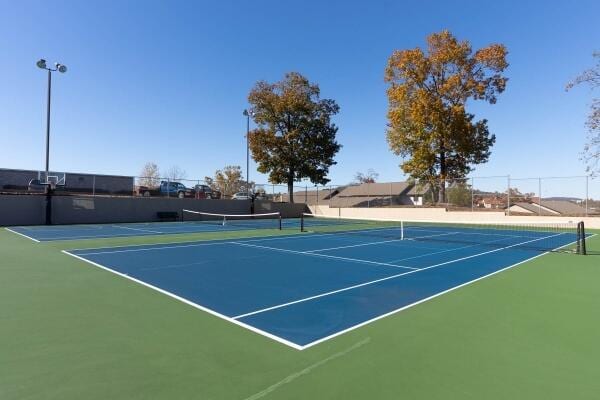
439, 151, 446, 203
287, 172, 294, 203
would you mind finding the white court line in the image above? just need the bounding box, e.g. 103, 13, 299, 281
231, 241, 418, 271
303, 231, 459, 253
405, 226, 531, 239
71, 228, 407, 256
304, 238, 405, 253
4, 228, 41, 242
24, 232, 162, 241
232, 232, 566, 321
112, 225, 163, 234
387, 235, 516, 264
60, 250, 303, 350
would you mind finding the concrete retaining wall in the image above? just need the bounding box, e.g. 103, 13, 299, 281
0, 195, 309, 226
0, 195, 46, 226
255, 200, 309, 218
50, 197, 253, 225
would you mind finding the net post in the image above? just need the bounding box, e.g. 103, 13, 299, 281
576, 222, 581, 254
300, 214, 305, 232
222, 216, 226, 226
278, 214, 282, 230
181, 209, 184, 222
577, 221, 587, 256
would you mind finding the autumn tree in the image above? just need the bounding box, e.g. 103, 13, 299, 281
165, 165, 187, 182
567, 52, 600, 176
247, 72, 341, 203
385, 30, 508, 202
139, 162, 160, 187
354, 169, 379, 184
446, 181, 471, 207
211, 165, 253, 198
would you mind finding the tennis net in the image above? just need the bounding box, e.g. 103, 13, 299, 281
300, 214, 587, 254
182, 210, 282, 230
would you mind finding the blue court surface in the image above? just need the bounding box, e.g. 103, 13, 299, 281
61, 224, 579, 349
6, 218, 289, 241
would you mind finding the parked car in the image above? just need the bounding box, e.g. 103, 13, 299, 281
194, 184, 215, 199
232, 192, 253, 200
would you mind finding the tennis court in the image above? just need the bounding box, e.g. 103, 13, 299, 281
56, 214, 585, 349
3, 212, 599, 399
7, 210, 286, 241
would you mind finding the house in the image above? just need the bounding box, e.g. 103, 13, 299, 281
480, 196, 506, 209
508, 200, 589, 216
330, 182, 431, 208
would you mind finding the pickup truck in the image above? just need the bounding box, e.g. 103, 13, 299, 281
137, 181, 195, 198
137, 181, 220, 199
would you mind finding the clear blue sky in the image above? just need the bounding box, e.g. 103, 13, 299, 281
1, 0, 599, 196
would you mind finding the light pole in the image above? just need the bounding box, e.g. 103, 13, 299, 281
36, 59, 67, 186
37, 59, 67, 225
243, 109, 253, 198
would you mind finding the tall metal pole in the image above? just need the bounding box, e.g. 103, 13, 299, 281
45, 69, 52, 185
37, 59, 66, 226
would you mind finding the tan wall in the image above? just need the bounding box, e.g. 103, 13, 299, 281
309, 205, 600, 229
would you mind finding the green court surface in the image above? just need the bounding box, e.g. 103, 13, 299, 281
1, 227, 599, 400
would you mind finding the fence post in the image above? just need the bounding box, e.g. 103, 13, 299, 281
538, 177, 542, 216
92, 175, 96, 196
507, 175, 511, 216
390, 182, 393, 207
316, 185, 319, 206
471, 177, 474, 212
305, 185, 308, 203
585, 175, 589, 217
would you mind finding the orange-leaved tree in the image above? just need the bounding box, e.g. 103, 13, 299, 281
385, 30, 508, 202
247, 72, 341, 203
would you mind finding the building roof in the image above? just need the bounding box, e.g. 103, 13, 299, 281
336, 182, 429, 197
280, 187, 343, 204
511, 200, 588, 216
538, 200, 588, 215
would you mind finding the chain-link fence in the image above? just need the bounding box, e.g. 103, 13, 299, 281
319, 175, 598, 217
1, 167, 598, 216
